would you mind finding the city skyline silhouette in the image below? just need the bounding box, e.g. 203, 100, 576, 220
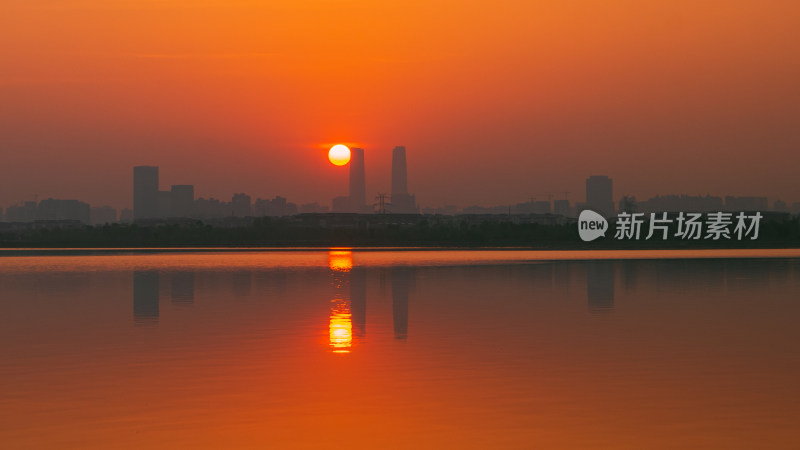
2, 155, 798, 224
2, 2, 800, 211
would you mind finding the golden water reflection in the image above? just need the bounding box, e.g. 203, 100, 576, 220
328, 250, 353, 353
328, 249, 353, 272
329, 305, 352, 353
4, 255, 800, 448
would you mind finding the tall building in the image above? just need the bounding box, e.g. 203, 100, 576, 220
586, 175, 614, 217
390, 146, 418, 214
392, 146, 408, 197
349, 147, 367, 213
170, 185, 194, 218
133, 166, 159, 220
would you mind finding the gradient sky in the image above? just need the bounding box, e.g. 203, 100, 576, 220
2, 0, 799, 210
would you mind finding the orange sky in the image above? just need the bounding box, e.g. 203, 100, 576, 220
1, 0, 799, 209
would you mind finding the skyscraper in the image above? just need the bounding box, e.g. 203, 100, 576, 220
349, 147, 367, 213
390, 146, 418, 214
133, 166, 159, 220
392, 146, 408, 198
586, 175, 614, 217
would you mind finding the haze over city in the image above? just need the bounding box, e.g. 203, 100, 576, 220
5, 3, 800, 449
2, 1, 800, 210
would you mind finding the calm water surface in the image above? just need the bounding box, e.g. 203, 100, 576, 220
2, 250, 800, 448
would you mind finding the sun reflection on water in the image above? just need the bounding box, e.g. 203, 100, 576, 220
329, 306, 352, 353
328, 249, 353, 272
328, 250, 353, 353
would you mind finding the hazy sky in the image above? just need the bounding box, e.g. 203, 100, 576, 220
1, 0, 799, 209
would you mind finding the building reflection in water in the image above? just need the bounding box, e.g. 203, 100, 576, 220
351, 267, 367, 339
133, 270, 159, 325
328, 250, 353, 353
170, 271, 195, 305
587, 262, 615, 314
392, 267, 411, 340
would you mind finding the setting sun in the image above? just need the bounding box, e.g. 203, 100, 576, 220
328, 144, 351, 166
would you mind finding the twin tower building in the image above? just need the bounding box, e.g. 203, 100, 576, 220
334, 146, 418, 214
134, 145, 418, 220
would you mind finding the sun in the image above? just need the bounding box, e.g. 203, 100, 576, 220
328, 144, 351, 166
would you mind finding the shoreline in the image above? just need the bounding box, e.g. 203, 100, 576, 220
1, 247, 800, 260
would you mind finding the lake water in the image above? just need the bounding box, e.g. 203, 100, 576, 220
2, 249, 800, 448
